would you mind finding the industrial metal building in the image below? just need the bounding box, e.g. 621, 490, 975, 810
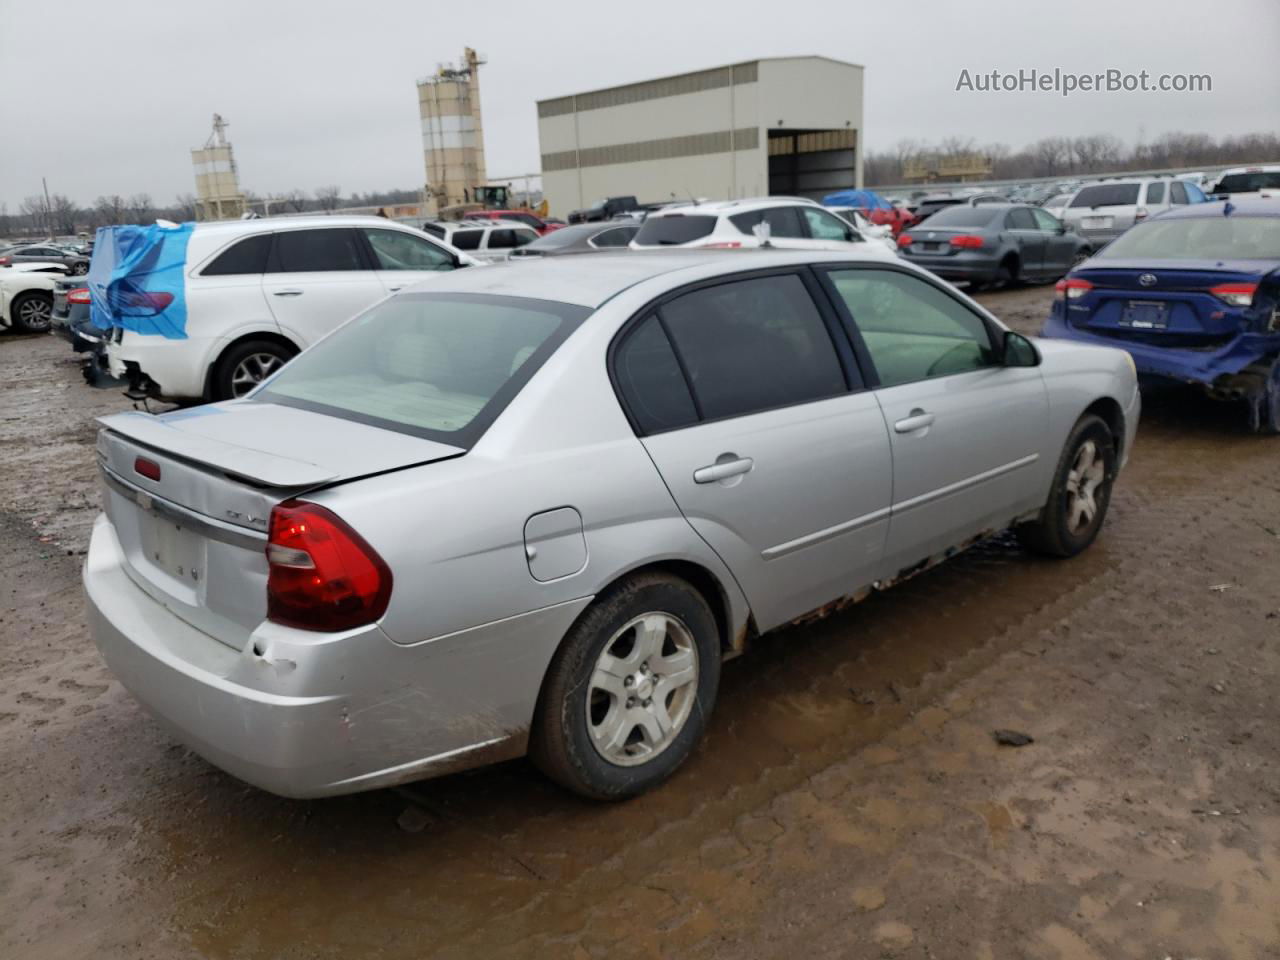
536, 56, 864, 217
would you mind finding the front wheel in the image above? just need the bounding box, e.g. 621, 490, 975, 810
212, 339, 295, 400
1017, 414, 1116, 557
530, 573, 720, 800
10, 292, 53, 333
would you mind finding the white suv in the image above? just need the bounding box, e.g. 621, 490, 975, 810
630, 198, 893, 257
105, 216, 477, 401
420, 220, 540, 262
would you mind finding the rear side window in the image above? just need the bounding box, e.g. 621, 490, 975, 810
592, 226, 637, 247
633, 215, 718, 245
487, 229, 537, 250
728, 207, 804, 239
1145, 182, 1165, 204
421, 223, 446, 238
613, 316, 699, 433
1070, 184, 1141, 208
203, 234, 272, 275
659, 274, 846, 420
451, 230, 482, 250
269, 229, 366, 272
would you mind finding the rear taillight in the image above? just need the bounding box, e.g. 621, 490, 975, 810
0, 256, 10, 266
949, 235, 984, 249
1209, 282, 1257, 308
703, 241, 742, 248
67, 288, 91, 304
121, 291, 174, 312
266, 501, 392, 632
1055, 277, 1094, 299
897, 233, 914, 247
1134, 207, 1149, 221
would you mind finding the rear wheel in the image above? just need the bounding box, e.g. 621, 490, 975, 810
71, 261, 89, 276
11, 292, 53, 333
1017, 414, 1116, 557
213, 339, 296, 400
530, 572, 720, 800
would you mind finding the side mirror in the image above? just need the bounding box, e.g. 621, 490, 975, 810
1055, 224, 1067, 235
1002, 330, 1040, 367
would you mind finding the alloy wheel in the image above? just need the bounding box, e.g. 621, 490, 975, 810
1064, 439, 1105, 533
229, 352, 284, 397
17, 298, 51, 329
586, 612, 699, 767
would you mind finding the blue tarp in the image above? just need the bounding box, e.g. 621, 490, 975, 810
88, 222, 194, 339
822, 189, 893, 211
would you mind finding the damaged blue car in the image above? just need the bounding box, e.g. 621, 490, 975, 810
1042, 198, 1280, 432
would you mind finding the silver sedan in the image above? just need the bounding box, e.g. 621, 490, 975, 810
85, 250, 1139, 800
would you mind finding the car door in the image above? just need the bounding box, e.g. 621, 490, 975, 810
1005, 208, 1046, 278
262, 227, 386, 348
1031, 207, 1077, 276
619, 271, 893, 631
360, 226, 458, 293
818, 265, 1050, 580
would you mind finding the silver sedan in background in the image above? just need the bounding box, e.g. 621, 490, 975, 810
85, 251, 1139, 801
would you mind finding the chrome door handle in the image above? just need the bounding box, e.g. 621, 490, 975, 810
693, 457, 754, 484
387, 285, 404, 292
272, 289, 304, 297
893, 409, 935, 433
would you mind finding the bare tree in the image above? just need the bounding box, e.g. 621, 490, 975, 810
127, 193, 154, 222
174, 193, 198, 220
0, 202, 9, 237
19, 195, 49, 236
94, 195, 128, 227
49, 194, 79, 235
314, 184, 342, 212
282, 189, 309, 213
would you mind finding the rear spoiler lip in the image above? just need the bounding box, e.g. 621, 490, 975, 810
97, 411, 342, 488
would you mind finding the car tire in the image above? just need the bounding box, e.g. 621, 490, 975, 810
10, 291, 53, 333
1017, 414, 1117, 558
212, 339, 296, 401
71, 261, 89, 276
530, 572, 720, 801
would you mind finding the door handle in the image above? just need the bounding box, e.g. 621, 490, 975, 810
894, 409, 935, 433
387, 285, 404, 292
693, 457, 754, 484
272, 289, 304, 297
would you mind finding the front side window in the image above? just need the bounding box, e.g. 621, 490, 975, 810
257, 294, 588, 443
802, 207, 854, 241
203, 233, 272, 275
1170, 182, 1189, 204
269, 229, 365, 272
450, 230, 483, 251
659, 274, 846, 421
363, 229, 454, 271
1030, 208, 1062, 232
613, 315, 699, 434
826, 269, 998, 387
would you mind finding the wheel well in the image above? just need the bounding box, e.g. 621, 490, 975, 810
607, 560, 737, 655
205, 332, 300, 399
1000, 251, 1020, 274
1083, 397, 1125, 458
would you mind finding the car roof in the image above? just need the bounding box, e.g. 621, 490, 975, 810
1155, 198, 1280, 219
401, 250, 891, 307
192, 214, 427, 239
1218, 165, 1280, 174
646, 197, 819, 218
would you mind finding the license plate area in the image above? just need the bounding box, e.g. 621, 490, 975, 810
1121, 300, 1168, 330
138, 511, 206, 596
1082, 216, 1113, 229
920, 241, 941, 252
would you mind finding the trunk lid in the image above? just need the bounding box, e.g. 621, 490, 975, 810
97, 402, 463, 648
1065, 261, 1270, 345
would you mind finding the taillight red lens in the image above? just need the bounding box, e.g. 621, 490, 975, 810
1209, 282, 1257, 308
949, 234, 984, 248
1055, 277, 1094, 299
68, 288, 91, 304
122, 291, 174, 311
266, 501, 392, 632
0, 257, 10, 266
897, 233, 914, 247
134, 457, 161, 481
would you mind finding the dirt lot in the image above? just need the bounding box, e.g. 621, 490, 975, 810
1, 285, 1278, 960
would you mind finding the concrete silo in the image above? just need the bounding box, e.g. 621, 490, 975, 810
417, 48, 488, 216
191, 114, 247, 221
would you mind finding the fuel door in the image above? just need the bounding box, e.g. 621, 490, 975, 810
523, 507, 587, 582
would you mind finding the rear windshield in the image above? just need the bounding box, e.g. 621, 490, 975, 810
1070, 184, 1141, 208
913, 206, 999, 227
1214, 172, 1280, 194
633, 215, 717, 245
256, 294, 589, 445
524, 224, 598, 250
1097, 216, 1280, 261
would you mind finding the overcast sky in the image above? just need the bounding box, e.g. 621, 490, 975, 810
2, 0, 1277, 210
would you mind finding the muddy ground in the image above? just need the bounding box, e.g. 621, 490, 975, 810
1, 285, 1277, 960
